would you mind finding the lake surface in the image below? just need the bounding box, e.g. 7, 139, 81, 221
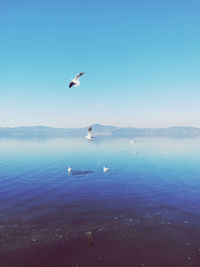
1, 137, 200, 267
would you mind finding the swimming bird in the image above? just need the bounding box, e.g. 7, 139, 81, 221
69, 72, 84, 88
103, 166, 110, 172
68, 166, 72, 174
85, 126, 94, 140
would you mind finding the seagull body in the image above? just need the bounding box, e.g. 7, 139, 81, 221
103, 167, 110, 172
69, 72, 84, 88
85, 126, 94, 140
68, 166, 72, 174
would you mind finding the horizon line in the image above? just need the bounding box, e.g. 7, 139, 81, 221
0, 124, 199, 129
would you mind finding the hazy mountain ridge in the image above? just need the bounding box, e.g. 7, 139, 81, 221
0, 124, 200, 138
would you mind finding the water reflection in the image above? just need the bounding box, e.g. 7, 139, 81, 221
1, 137, 200, 266
69, 170, 94, 176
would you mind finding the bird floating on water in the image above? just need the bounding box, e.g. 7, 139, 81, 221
103, 167, 110, 172
69, 72, 84, 88
85, 126, 94, 140
68, 166, 72, 174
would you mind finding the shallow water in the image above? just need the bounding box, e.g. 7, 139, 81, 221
1, 137, 200, 266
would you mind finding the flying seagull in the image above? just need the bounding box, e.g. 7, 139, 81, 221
69, 72, 85, 88
85, 126, 94, 140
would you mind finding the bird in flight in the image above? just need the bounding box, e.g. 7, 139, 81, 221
85, 126, 94, 141
69, 72, 85, 88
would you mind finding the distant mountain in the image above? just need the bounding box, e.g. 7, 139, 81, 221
0, 125, 200, 138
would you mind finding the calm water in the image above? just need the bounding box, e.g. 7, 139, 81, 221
1, 137, 200, 267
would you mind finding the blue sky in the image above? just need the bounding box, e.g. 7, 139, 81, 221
0, 0, 200, 128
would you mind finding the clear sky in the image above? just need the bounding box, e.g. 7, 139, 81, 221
0, 0, 200, 128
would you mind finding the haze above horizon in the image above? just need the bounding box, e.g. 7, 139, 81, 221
1, 0, 200, 128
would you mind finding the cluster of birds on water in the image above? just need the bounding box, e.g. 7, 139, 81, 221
67, 72, 137, 175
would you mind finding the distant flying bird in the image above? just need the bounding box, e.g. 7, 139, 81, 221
69, 72, 85, 88
85, 126, 94, 140
103, 167, 110, 172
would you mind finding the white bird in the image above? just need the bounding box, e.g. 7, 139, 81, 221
85, 126, 94, 140
103, 166, 110, 172
69, 72, 84, 88
130, 140, 134, 144
68, 166, 72, 174
133, 151, 136, 155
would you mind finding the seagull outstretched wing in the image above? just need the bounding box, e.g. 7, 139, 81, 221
69, 81, 76, 88
75, 72, 84, 81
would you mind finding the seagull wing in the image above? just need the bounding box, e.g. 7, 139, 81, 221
69, 81, 75, 88
75, 72, 85, 81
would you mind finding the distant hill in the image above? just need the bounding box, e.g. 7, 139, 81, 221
0, 124, 200, 138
